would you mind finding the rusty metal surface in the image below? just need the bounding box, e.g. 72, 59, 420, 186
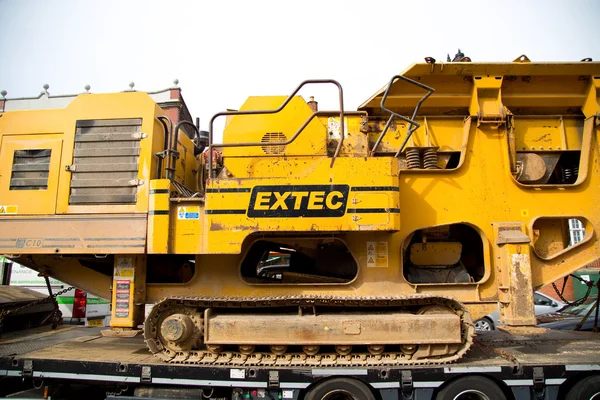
204, 312, 461, 345
497, 326, 547, 335
0, 325, 93, 357
0, 213, 147, 254
143, 295, 475, 366
3, 325, 600, 369
100, 328, 142, 338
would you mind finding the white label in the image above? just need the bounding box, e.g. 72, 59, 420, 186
177, 206, 200, 220
282, 390, 294, 399
230, 368, 245, 379
327, 117, 348, 139
367, 241, 388, 268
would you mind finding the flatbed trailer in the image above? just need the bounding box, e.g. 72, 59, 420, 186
1, 326, 599, 400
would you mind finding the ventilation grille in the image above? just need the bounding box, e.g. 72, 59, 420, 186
69, 118, 142, 205
10, 149, 51, 190
261, 132, 287, 154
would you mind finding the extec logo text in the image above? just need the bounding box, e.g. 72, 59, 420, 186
248, 185, 349, 217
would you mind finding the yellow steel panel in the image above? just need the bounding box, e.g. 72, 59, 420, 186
147, 179, 171, 254
221, 96, 327, 158
0, 134, 63, 214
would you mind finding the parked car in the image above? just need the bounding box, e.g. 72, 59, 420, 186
8, 263, 111, 326
537, 296, 599, 331
474, 291, 565, 331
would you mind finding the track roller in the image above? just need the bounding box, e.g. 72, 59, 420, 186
303, 345, 320, 356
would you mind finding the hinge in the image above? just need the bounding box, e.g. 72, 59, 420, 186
22, 359, 33, 377
268, 370, 279, 387
128, 179, 145, 186
401, 370, 413, 399
141, 365, 152, 383
132, 132, 148, 139
65, 165, 76, 172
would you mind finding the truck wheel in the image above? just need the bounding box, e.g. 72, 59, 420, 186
566, 375, 600, 400
304, 378, 375, 400
436, 376, 506, 400
474, 317, 494, 331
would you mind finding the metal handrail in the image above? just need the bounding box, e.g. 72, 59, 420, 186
369, 75, 434, 157
208, 79, 346, 177
157, 115, 173, 180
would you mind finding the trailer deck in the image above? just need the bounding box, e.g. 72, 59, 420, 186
1, 325, 600, 399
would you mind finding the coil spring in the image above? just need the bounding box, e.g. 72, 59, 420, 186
406, 148, 421, 169
423, 148, 438, 169
562, 166, 578, 183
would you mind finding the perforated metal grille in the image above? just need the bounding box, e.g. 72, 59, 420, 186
261, 132, 287, 154
10, 149, 51, 190
69, 118, 142, 205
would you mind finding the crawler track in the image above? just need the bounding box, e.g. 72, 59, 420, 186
144, 295, 475, 366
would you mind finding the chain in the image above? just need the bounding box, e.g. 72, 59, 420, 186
0, 286, 74, 334
552, 274, 595, 307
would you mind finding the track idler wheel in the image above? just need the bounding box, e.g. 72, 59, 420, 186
206, 344, 223, 354
335, 345, 352, 356
367, 345, 385, 355
303, 345, 320, 356
270, 345, 287, 355
239, 345, 255, 355
400, 344, 418, 355
161, 314, 194, 343
155, 307, 203, 354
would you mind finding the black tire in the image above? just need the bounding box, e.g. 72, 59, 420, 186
566, 375, 600, 400
436, 376, 506, 400
304, 378, 375, 400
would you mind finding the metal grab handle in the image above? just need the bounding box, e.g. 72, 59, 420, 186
157, 115, 173, 180
369, 75, 434, 157
208, 79, 346, 177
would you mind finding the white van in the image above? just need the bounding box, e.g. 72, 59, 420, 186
7, 262, 111, 326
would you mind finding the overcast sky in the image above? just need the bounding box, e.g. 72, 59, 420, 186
1, 0, 599, 137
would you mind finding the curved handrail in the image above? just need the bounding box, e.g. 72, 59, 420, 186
369, 75, 434, 157
157, 115, 173, 180
208, 79, 346, 177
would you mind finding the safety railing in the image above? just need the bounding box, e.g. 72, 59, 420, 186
157, 116, 204, 181
370, 75, 435, 157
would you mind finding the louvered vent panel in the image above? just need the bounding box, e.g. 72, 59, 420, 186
261, 132, 287, 154
10, 149, 51, 190
69, 118, 142, 205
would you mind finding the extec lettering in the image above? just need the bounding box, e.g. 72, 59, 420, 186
248, 185, 349, 217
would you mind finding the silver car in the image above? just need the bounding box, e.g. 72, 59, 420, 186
474, 292, 565, 331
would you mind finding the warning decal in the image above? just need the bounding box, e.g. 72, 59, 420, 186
0, 205, 18, 214
178, 206, 200, 220
114, 257, 134, 281
367, 241, 388, 268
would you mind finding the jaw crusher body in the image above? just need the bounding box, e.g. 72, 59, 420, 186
0, 60, 599, 365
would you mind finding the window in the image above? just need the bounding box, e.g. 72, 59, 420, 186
10, 149, 51, 190
568, 218, 585, 245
